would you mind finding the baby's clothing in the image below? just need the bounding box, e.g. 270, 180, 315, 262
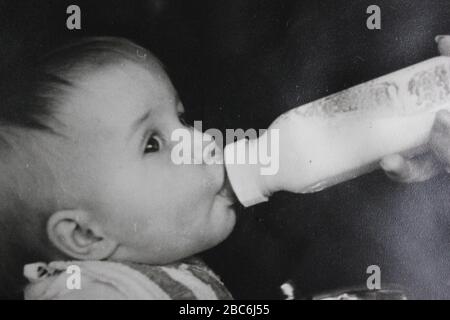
23, 258, 232, 300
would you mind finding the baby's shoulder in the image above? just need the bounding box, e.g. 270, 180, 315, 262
23, 259, 232, 300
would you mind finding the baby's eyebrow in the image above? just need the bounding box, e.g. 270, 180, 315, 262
128, 109, 152, 140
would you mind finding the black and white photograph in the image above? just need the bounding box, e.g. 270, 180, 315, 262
1, 0, 450, 304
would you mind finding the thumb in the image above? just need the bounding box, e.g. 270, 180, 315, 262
380, 153, 442, 183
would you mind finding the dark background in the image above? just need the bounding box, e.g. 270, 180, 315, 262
1, 0, 450, 299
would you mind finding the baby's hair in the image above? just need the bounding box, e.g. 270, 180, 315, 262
0, 37, 160, 298
1, 37, 159, 144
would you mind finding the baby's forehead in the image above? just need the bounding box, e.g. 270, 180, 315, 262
61, 59, 177, 125
80, 56, 171, 93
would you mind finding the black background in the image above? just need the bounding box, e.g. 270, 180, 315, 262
1, 0, 450, 299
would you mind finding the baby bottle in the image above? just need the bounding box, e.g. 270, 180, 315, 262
224, 56, 450, 207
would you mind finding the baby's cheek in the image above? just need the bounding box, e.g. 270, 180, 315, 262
201, 163, 225, 191
167, 171, 219, 222
172, 161, 224, 195
93, 174, 152, 224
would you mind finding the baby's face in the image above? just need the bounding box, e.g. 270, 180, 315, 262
48, 59, 236, 264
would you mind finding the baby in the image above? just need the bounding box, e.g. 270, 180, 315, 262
2, 35, 450, 300
0, 37, 235, 299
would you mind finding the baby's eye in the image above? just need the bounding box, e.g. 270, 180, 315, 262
144, 134, 162, 154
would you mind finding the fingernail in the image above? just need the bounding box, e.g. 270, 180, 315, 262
380, 159, 395, 174
380, 162, 399, 179
435, 35, 450, 43
380, 154, 405, 172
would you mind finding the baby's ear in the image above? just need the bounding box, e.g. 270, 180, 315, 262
47, 210, 118, 260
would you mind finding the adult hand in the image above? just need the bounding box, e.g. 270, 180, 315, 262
380, 35, 450, 183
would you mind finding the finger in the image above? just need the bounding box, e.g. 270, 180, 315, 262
380, 153, 442, 183
429, 110, 450, 168
380, 154, 411, 182
435, 35, 450, 56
